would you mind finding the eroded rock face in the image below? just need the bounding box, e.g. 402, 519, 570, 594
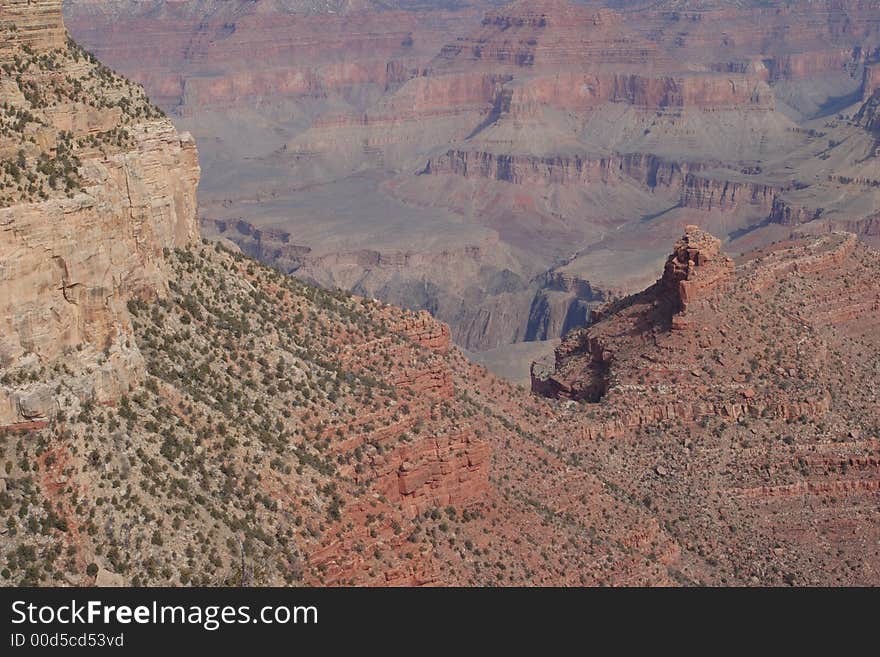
394, 309, 452, 354
0, 124, 199, 367
0, 0, 67, 54
375, 429, 490, 518
855, 88, 880, 135
659, 225, 735, 317
0, 1, 200, 424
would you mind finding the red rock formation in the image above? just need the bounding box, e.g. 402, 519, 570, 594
643, 1, 880, 68
532, 228, 842, 435
659, 225, 735, 315
506, 71, 773, 115
373, 430, 490, 518
394, 310, 452, 354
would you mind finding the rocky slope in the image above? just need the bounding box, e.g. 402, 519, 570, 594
5, 223, 876, 586
532, 226, 880, 584
0, 0, 200, 426
0, 2, 672, 588
1, 240, 686, 586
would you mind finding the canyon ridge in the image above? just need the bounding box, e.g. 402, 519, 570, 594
0, 1, 877, 587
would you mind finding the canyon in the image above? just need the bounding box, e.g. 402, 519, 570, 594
0, 1, 877, 588
62, 0, 880, 374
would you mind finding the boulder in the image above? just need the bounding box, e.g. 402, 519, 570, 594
95, 568, 125, 587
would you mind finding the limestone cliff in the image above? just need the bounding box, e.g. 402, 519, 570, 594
0, 0, 200, 424
0, 0, 66, 54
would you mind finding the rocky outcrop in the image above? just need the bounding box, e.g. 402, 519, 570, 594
767, 196, 824, 226
374, 430, 490, 518
531, 227, 835, 428
530, 330, 610, 402
0, 2, 200, 424
0, 0, 66, 55
0, 126, 199, 424
658, 225, 735, 318
393, 310, 452, 354
425, 149, 619, 186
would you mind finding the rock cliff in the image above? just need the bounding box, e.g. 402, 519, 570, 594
1, 0, 66, 54
0, 0, 200, 424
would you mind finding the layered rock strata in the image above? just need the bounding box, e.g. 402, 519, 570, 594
0, 0, 200, 424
